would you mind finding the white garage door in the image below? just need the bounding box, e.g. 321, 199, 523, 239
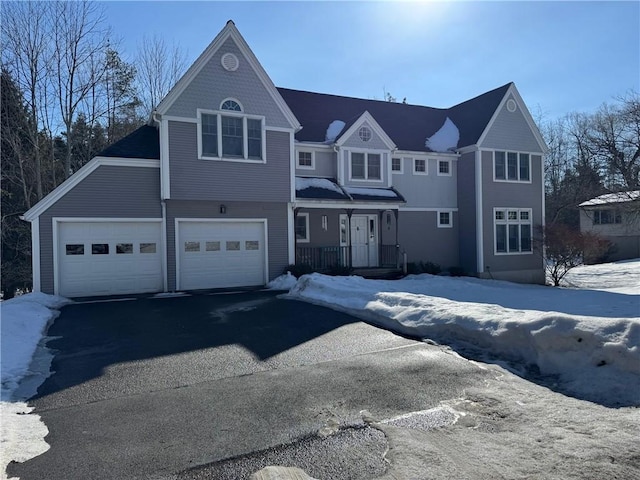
178, 220, 266, 290
57, 221, 163, 297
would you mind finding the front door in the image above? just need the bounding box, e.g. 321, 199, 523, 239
350, 215, 378, 268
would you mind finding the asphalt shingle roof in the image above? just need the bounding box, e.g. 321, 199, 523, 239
277, 83, 512, 152
99, 125, 160, 159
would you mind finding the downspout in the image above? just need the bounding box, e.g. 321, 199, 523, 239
161, 200, 169, 293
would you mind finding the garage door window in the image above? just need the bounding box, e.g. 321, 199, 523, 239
92, 243, 109, 255
185, 241, 200, 252
226, 241, 240, 251
206, 241, 221, 251
140, 243, 156, 254
246, 241, 259, 250
116, 243, 133, 254
66, 244, 84, 255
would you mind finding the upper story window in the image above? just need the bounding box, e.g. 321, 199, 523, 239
494, 208, 532, 254
198, 106, 265, 162
413, 158, 427, 175
350, 152, 381, 181
391, 157, 403, 173
438, 211, 452, 228
494, 151, 530, 182
297, 151, 314, 169
438, 160, 451, 176
358, 126, 372, 142
593, 209, 621, 225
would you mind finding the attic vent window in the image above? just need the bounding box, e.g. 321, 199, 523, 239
221, 99, 242, 111
221, 53, 239, 72
506, 99, 517, 113
358, 126, 372, 142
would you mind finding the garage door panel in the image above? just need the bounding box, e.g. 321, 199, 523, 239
178, 221, 266, 290
58, 221, 163, 297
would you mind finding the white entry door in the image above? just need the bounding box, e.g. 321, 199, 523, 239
350, 215, 378, 268
177, 220, 266, 290
57, 220, 163, 297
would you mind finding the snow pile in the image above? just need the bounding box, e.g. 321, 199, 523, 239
425, 117, 459, 152
266, 272, 298, 291
325, 120, 346, 143
579, 190, 639, 207
286, 270, 640, 406
295, 177, 344, 195
1, 292, 70, 479
343, 186, 399, 198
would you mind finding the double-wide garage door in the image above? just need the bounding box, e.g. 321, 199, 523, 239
57, 221, 163, 297
177, 220, 266, 291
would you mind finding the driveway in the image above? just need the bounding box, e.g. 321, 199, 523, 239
8, 290, 491, 480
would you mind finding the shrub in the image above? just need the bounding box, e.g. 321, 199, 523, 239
328, 264, 353, 277
284, 263, 314, 278
406, 261, 441, 275
448, 266, 465, 277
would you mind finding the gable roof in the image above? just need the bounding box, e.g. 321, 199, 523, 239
335, 111, 396, 149
579, 190, 640, 207
99, 125, 160, 159
155, 20, 300, 131
277, 83, 512, 152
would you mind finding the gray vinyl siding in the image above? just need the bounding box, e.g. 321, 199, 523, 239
165, 200, 289, 291
480, 95, 544, 153
341, 149, 390, 188
456, 151, 478, 274
398, 211, 459, 269
295, 149, 336, 178
481, 151, 544, 274
169, 122, 291, 202
38, 166, 162, 293
391, 158, 457, 208
166, 38, 290, 129
340, 121, 390, 150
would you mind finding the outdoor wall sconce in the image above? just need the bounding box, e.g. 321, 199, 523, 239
322, 215, 328, 231
220, 204, 227, 214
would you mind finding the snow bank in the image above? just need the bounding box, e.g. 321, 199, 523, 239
286, 273, 640, 406
266, 272, 298, 291
325, 120, 346, 143
561, 258, 640, 294
425, 117, 459, 152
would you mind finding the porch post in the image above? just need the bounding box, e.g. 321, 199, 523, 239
394, 209, 400, 269
346, 209, 354, 268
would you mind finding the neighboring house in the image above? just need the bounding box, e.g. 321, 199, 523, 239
22, 21, 547, 298
579, 191, 640, 262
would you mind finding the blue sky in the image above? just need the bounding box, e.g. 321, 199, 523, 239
104, 1, 639, 120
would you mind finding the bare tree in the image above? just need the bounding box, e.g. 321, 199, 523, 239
52, 0, 111, 177
1, 0, 53, 200
137, 34, 187, 118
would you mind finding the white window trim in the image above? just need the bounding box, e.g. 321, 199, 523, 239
391, 157, 404, 174
493, 207, 533, 255
437, 210, 453, 228
348, 150, 384, 183
296, 150, 315, 170
437, 159, 452, 177
197, 108, 266, 164
295, 212, 310, 243
413, 158, 428, 175
493, 151, 532, 184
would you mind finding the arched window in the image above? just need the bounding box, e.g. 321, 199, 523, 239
220, 99, 242, 111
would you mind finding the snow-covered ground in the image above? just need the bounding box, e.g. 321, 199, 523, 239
1, 293, 70, 480
285, 259, 640, 407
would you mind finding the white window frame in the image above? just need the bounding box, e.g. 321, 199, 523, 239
493, 207, 533, 255
437, 159, 452, 177
593, 209, 622, 225
437, 210, 453, 228
295, 212, 310, 243
413, 158, 428, 175
197, 108, 266, 164
348, 150, 384, 182
391, 157, 404, 174
493, 151, 532, 183
297, 150, 315, 170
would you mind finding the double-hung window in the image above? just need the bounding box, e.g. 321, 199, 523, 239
350, 152, 382, 181
593, 209, 621, 225
198, 99, 265, 162
494, 151, 530, 182
494, 208, 532, 254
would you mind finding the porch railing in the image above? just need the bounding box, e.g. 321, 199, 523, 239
296, 244, 401, 271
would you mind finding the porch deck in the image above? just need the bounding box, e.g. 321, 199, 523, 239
295, 244, 401, 272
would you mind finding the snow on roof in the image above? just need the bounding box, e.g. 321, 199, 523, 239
325, 120, 346, 143
579, 190, 640, 207
295, 177, 344, 194
343, 186, 399, 198
425, 117, 459, 152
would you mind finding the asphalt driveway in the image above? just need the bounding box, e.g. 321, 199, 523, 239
9, 290, 491, 480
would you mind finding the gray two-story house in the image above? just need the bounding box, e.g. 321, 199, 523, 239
23, 20, 547, 298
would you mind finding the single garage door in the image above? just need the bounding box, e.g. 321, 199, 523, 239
57, 221, 163, 297
178, 220, 266, 290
